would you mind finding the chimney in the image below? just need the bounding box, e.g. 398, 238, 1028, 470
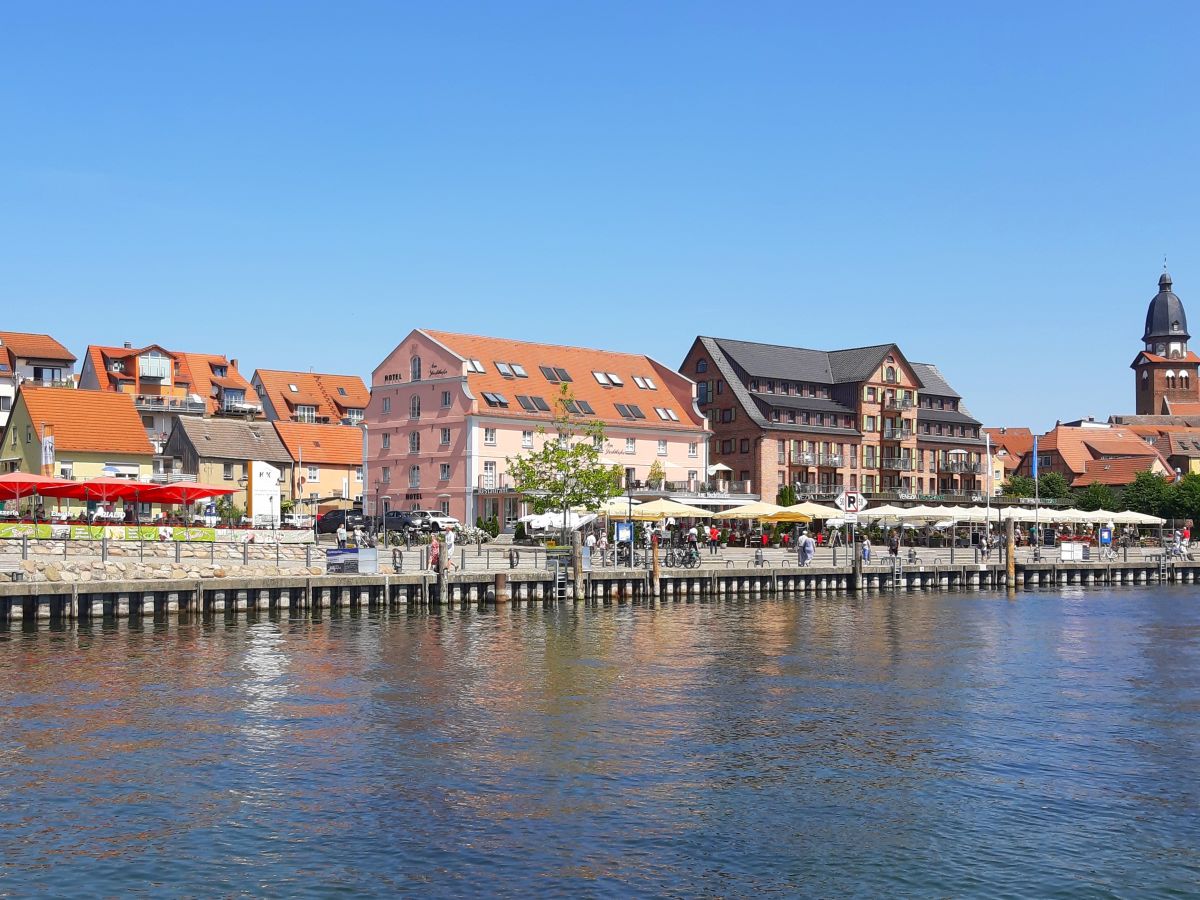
123, 341, 132, 349
230, 358, 238, 370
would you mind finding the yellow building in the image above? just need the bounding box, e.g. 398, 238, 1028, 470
0, 386, 154, 514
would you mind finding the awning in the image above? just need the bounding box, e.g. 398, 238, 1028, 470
707, 463, 733, 475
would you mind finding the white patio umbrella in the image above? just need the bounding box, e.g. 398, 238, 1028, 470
862, 504, 907, 521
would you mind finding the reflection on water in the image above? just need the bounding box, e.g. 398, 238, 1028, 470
1, 590, 1199, 896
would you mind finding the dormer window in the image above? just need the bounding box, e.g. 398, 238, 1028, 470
1172, 321, 1181, 333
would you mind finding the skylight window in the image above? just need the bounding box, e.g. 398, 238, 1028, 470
482, 392, 509, 408
593, 371, 611, 386
627, 404, 646, 419
540, 366, 560, 383
633, 376, 657, 390
511, 364, 528, 378
576, 400, 594, 414
467, 359, 485, 373
606, 373, 624, 386
666, 409, 679, 421
554, 367, 571, 382
615, 403, 633, 418
655, 407, 670, 420
496, 362, 514, 378
289, 384, 299, 392
531, 396, 550, 412
337, 387, 347, 396
516, 395, 536, 411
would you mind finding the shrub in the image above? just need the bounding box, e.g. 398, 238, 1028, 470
514, 521, 527, 541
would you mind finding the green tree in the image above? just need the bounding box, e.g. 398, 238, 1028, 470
776, 484, 798, 506
1169, 472, 1200, 523
1003, 475, 1036, 497
1038, 472, 1071, 500
1122, 471, 1173, 517
647, 458, 666, 487
1074, 482, 1117, 511
506, 385, 623, 543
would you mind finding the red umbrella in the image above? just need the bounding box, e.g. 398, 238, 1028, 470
139, 482, 238, 506
39, 476, 147, 503
0, 472, 72, 501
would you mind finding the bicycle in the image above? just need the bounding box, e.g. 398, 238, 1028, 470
1098, 545, 1119, 562
663, 547, 679, 568
681, 545, 701, 569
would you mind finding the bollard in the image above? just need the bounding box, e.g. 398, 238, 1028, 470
22, 535, 28, 560
461, 547, 466, 571
101, 535, 108, 563
243, 541, 249, 564
175, 541, 181, 563
276, 543, 280, 567
305, 545, 311, 567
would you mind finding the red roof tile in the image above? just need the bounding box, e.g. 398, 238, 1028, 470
254, 370, 369, 423
1072, 456, 1165, 487
273, 421, 363, 466
421, 329, 705, 431
16, 387, 153, 455
0, 332, 75, 365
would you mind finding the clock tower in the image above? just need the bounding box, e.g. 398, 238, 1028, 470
1131, 272, 1199, 414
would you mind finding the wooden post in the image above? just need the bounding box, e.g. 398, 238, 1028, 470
1006, 516, 1016, 593
651, 532, 660, 598
852, 538, 862, 593
434, 537, 447, 604
571, 532, 584, 601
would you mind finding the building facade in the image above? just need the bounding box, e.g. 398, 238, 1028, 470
0, 387, 154, 514
79, 343, 262, 462
366, 330, 715, 528
272, 421, 364, 514
1132, 272, 1200, 416
682, 337, 987, 505
252, 369, 369, 425
0, 331, 76, 428
161, 417, 295, 514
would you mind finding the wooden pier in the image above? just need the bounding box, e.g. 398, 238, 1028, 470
1, 558, 1197, 622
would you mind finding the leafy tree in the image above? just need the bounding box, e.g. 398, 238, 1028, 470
507, 385, 623, 543
1121, 471, 1173, 517
776, 484, 797, 506
647, 459, 666, 487
1169, 473, 1200, 524
1074, 483, 1117, 512
1003, 475, 1036, 497
1038, 472, 1071, 500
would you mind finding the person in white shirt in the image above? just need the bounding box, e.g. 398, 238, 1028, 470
585, 532, 597, 556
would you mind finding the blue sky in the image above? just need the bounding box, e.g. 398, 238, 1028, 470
2, 2, 1197, 430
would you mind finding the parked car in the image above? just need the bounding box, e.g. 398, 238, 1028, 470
316, 510, 365, 534
284, 514, 314, 529
419, 510, 461, 532
378, 510, 424, 531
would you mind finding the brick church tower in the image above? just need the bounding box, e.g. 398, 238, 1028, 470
1131, 272, 1200, 414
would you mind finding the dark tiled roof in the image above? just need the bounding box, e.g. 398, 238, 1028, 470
910, 362, 961, 399
827, 345, 897, 383
918, 407, 981, 426
755, 394, 856, 415
171, 416, 291, 464
709, 337, 834, 382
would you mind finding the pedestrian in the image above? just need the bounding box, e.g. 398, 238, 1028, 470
586, 531, 597, 557
1184, 524, 1192, 550
708, 524, 719, 555
761, 530, 769, 548
862, 536, 872, 562
336, 522, 347, 550
803, 531, 816, 567
888, 531, 900, 558
428, 535, 441, 571
597, 531, 608, 563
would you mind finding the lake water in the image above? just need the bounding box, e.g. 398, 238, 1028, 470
1, 589, 1198, 897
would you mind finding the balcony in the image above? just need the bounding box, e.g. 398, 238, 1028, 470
792, 451, 816, 466
795, 482, 840, 498
16, 375, 73, 389
628, 479, 755, 498
477, 475, 512, 493
882, 426, 914, 441
817, 453, 843, 467
941, 460, 982, 474
150, 472, 199, 484
218, 399, 264, 417
881, 457, 914, 471
133, 394, 207, 415
885, 397, 914, 411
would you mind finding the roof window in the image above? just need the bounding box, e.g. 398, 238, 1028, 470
540, 366, 559, 383
337, 387, 347, 396
516, 395, 536, 411
633, 376, 657, 390
511, 364, 528, 378
593, 371, 611, 386
496, 362, 514, 378
615, 403, 634, 419
289, 384, 298, 392
467, 359, 486, 374
531, 396, 550, 412
627, 404, 646, 419
482, 392, 508, 408
606, 373, 624, 386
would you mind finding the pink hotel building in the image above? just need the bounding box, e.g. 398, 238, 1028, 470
365, 330, 749, 528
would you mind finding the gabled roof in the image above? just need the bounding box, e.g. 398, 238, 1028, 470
273, 421, 363, 466
420, 330, 705, 431
16, 386, 153, 455
170, 416, 290, 463
909, 362, 960, 399
705, 336, 913, 387
1163, 399, 1200, 416
177, 352, 259, 415
1032, 425, 1167, 478
254, 369, 369, 423
0, 332, 76, 366
1130, 350, 1200, 368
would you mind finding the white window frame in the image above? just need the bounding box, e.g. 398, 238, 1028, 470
306, 465, 319, 482
440, 427, 451, 445
592, 371, 610, 386
625, 437, 636, 455
688, 442, 698, 458
439, 463, 451, 481
381, 433, 390, 449
484, 428, 497, 446
382, 397, 391, 414
657, 440, 668, 456
522, 430, 533, 449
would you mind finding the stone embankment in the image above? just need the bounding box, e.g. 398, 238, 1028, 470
10, 559, 333, 583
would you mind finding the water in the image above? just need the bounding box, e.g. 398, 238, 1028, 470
2, 589, 1199, 897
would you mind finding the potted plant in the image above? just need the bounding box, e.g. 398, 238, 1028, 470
647, 459, 666, 489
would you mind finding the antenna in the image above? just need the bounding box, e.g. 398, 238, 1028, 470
1164, 254, 1169, 273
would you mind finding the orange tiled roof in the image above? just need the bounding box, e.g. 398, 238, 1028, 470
421, 329, 705, 431
1164, 399, 1200, 416
17, 386, 153, 455
1072, 456, 1165, 487
273, 421, 362, 466
0, 332, 76, 367
254, 370, 369, 423
176, 353, 259, 415
1034, 425, 1164, 477
1133, 351, 1200, 364
983, 426, 1034, 457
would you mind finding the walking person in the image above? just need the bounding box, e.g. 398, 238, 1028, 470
336, 522, 347, 550
444, 526, 457, 570
708, 524, 719, 555
888, 530, 900, 559
803, 531, 816, 567
586, 530, 597, 559
862, 535, 872, 563
428, 535, 441, 572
